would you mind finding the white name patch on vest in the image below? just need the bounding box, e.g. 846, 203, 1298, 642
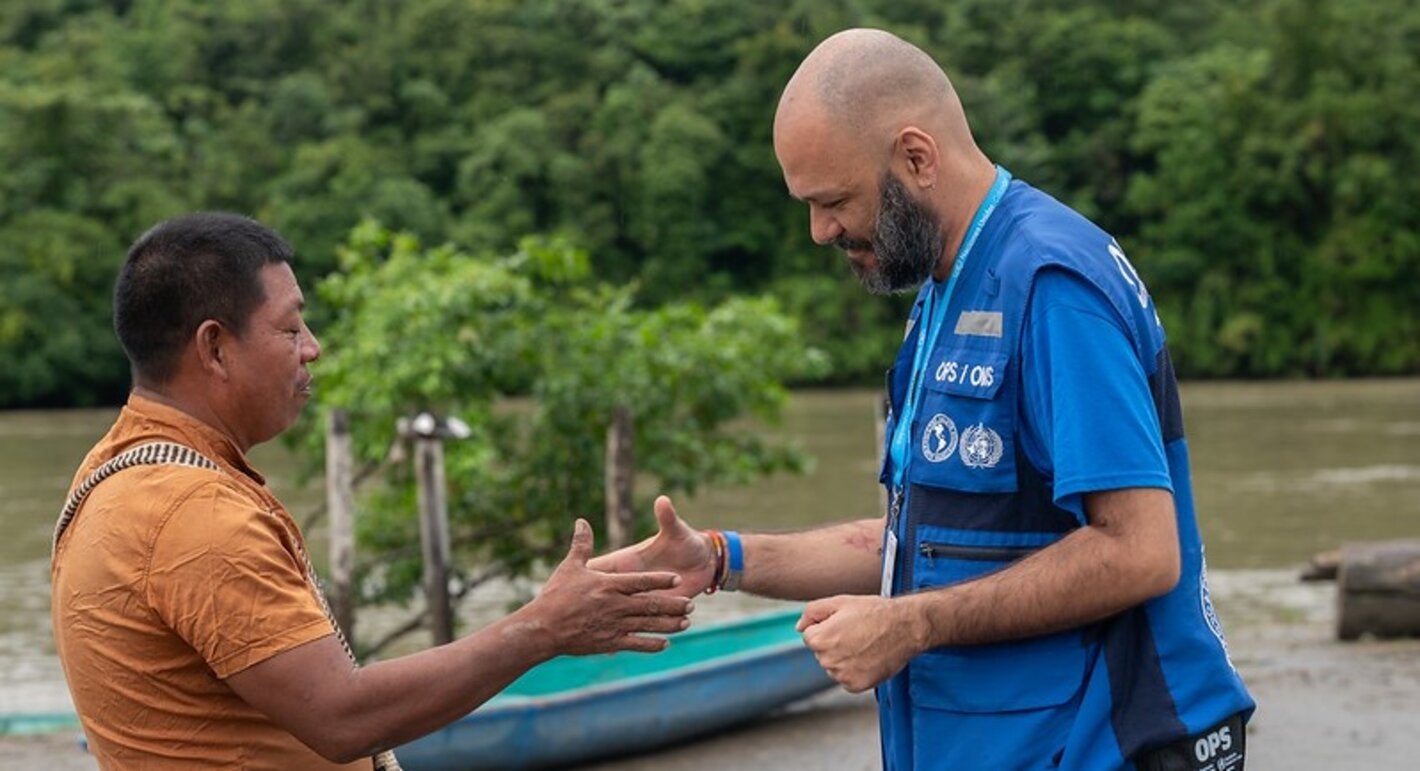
954, 310, 1003, 338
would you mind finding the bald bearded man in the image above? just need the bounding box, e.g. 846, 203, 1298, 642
593, 28, 1253, 771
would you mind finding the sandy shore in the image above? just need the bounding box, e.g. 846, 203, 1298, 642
6, 568, 1418, 770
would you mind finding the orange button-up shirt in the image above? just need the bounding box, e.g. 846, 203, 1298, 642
51, 393, 369, 770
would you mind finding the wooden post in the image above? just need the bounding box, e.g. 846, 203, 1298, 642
605, 405, 635, 549
1337, 540, 1420, 640
325, 409, 358, 642
414, 418, 454, 645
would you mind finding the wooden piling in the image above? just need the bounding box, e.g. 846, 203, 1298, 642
414, 422, 454, 645
605, 405, 635, 549
325, 409, 357, 641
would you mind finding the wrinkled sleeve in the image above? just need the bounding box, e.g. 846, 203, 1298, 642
146, 481, 335, 678
1020, 268, 1172, 520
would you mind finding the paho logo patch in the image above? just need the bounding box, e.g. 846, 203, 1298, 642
1199, 550, 1236, 669
921, 414, 958, 463
959, 423, 1004, 469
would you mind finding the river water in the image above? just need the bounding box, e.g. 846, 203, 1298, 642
2, 380, 1418, 716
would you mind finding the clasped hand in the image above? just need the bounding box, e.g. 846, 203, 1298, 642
586, 496, 717, 597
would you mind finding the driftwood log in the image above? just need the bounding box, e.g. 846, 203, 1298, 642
1299, 548, 1341, 582
1336, 540, 1420, 641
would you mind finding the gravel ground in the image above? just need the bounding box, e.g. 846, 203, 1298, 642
5, 569, 1418, 770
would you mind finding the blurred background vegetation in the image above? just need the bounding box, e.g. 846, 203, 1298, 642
2, 0, 1417, 410
301, 223, 825, 617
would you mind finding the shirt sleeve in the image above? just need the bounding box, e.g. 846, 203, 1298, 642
146, 481, 335, 678
1019, 268, 1173, 520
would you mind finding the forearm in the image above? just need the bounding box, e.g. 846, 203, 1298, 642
739, 517, 884, 600
328, 608, 552, 758
902, 491, 1180, 647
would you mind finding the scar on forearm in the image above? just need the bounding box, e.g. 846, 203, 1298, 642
842, 529, 880, 553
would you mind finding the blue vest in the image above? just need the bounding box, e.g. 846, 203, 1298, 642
877, 181, 1253, 770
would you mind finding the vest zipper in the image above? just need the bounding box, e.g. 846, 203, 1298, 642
918, 542, 1039, 564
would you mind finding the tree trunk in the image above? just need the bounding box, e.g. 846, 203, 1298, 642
605, 405, 635, 549
1337, 540, 1420, 640
325, 409, 357, 642
415, 433, 454, 645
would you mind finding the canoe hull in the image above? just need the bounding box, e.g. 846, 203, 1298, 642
395, 611, 834, 770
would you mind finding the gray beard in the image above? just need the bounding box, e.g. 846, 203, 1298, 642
838, 172, 945, 296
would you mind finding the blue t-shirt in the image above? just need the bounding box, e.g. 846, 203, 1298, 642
1019, 267, 1174, 520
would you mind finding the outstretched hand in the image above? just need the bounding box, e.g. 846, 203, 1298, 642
587, 496, 717, 597
533, 518, 694, 656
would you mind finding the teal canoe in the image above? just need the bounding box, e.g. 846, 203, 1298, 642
394, 607, 834, 770
3, 609, 832, 769
0, 712, 81, 736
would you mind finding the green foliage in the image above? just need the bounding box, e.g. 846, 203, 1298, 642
1127, 0, 1420, 375
2, 0, 1418, 408
0, 210, 128, 406
307, 222, 826, 605
769, 273, 912, 385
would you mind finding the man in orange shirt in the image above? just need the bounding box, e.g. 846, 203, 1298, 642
51, 212, 693, 769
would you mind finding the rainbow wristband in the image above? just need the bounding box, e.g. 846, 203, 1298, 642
704, 530, 726, 595
721, 530, 744, 591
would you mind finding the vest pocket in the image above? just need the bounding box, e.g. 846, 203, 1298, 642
908, 535, 1088, 713
908, 350, 1015, 493
909, 628, 1087, 713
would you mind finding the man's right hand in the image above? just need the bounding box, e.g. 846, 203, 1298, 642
587, 495, 717, 597
528, 517, 694, 656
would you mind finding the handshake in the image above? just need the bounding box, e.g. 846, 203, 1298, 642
532, 496, 719, 657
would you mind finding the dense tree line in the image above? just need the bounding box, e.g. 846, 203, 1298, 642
2, 0, 1416, 407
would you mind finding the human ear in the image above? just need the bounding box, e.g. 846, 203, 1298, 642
896, 127, 939, 190
194, 320, 230, 380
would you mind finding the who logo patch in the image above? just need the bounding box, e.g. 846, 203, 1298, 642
959, 423, 1004, 469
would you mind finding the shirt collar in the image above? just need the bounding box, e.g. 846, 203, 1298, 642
121, 392, 267, 486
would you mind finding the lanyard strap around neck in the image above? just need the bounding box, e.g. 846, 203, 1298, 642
888, 166, 1012, 496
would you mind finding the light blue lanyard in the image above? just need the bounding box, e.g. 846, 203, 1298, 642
888, 166, 1012, 497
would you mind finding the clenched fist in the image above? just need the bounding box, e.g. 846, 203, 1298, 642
797, 594, 926, 692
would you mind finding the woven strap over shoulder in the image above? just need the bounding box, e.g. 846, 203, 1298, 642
51, 440, 403, 770
53, 441, 220, 556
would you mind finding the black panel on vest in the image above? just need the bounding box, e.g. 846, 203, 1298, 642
1149, 348, 1185, 443
1104, 605, 1188, 758
908, 484, 1017, 531
907, 447, 1079, 535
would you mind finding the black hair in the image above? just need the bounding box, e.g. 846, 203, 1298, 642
113, 212, 294, 383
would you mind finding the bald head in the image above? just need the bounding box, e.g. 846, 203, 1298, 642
773, 29, 998, 292
775, 28, 975, 156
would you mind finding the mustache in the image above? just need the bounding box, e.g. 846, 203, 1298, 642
832, 235, 873, 252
